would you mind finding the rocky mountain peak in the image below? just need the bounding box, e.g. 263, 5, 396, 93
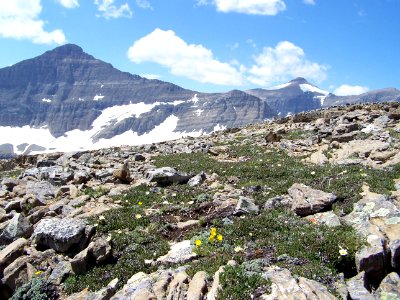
289, 77, 310, 85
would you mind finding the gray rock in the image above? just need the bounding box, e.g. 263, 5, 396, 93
166, 271, 189, 300
331, 132, 357, 143
146, 167, 194, 186
1, 178, 18, 192
71, 238, 111, 274
32, 217, 93, 253
110, 272, 154, 300
288, 183, 336, 216
187, 172, 206, 187
48, 260, 72, 284
134, 154, 146, 162
4, 199, 22, 213
234, 196, 259, 215
26, 181, 55, 203
375, 272, 400, 299
156, 240, 197, 264
346, 271, 375, 300
389, 239, 400, 269
261, 266, 336, 299
73, 170, 90, 184
0, 213, 33, 245
264, 195, 292, 210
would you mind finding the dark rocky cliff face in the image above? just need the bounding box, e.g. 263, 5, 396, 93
0, 44, 277, 154
246, 78, 324, 117
0, 44, 194, 137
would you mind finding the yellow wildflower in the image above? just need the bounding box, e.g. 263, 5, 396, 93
208, 235, 215, 242
195, 239, 202, 246
210, 227, 217, 236
135, 214, 142, 219
35, 271, 42, 275
138, 201, 143, 205
217, 234, 223, 242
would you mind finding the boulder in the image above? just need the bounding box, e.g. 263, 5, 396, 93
375, 272, 400, 299
0, 213, 33, 245
25, 181, 55, 203
156, 240, 197, 264
110, 272, 154, 300
261, 266, 336, 300
32, 217, 93, 253
288, 183, 336, 216
0, 238, 27, 274
146, 167, 193, 187
234, 196, 259, 215
346, 271, 375, 300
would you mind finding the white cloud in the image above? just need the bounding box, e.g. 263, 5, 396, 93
303, 0, 315, 5
127, 28, 244, 85
95, 0, 132, 19
56, 0, 79, 8
248, 41, 328, 86
334, 85, 369, 96
198, 0, 286, 16
136, 0, 153, 10
0, 0, 66, 44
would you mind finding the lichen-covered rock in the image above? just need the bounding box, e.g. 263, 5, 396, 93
32, 218, 93, 253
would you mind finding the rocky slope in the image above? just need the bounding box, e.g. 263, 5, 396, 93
0, 102, 400, 299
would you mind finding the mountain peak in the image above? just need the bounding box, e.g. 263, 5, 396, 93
289, 77, 309, 85
41, 43, 93, 60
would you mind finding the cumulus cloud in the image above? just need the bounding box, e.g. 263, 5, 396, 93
127, 28, 244, 85
303, 0, 315, 5
248, 41, 328, 86
198, 0, 286, 16
136, 0, 153, 10
0, 0, 66, 44
56, 0, 79, 8
334, 85, 369, 96
95, 0, 132, 19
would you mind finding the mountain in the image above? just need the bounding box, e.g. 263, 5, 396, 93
0, 44, 276, 157
246, 77, 330, 117
1, 44, 399, 158
323, 88, 400, 107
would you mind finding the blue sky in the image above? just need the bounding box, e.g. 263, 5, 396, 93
0, 0, 399, 95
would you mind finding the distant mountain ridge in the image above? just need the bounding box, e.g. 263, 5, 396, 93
0, 44, 399, 157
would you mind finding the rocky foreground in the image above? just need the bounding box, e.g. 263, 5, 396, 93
0, 102, 400, 299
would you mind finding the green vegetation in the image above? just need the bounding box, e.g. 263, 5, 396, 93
217, 263, 270, 300
282, 129, 314, 140
82, 186, 108, 198
12, 278, 58, 300
63, 141, 399, 296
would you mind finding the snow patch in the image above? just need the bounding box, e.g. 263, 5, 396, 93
195, 109, 204, 117
42, 98, 52, 103
190, 94, 199, 104
299, 84, 329, 95
93, 94, 104, 101
213, 124, 226, 132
